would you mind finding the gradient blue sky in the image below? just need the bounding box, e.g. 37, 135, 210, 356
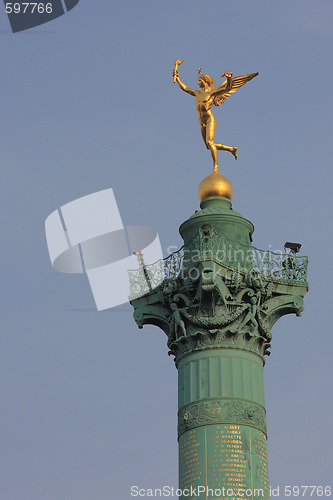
1, 1, 332, 499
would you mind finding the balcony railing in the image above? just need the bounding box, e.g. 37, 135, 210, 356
128, 228, 308, 298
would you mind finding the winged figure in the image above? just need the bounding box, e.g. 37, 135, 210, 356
173, 59, 258, 173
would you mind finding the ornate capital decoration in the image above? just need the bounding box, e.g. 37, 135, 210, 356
130, 214, 308, 363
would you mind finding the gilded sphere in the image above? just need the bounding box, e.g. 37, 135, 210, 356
198, 172, 234, 201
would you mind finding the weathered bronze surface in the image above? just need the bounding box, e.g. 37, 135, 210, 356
173, 59, 258, 174
130, 196, 308, 498
179, 424, 269, 498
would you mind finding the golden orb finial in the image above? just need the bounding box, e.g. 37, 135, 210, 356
198, 172, 233, 201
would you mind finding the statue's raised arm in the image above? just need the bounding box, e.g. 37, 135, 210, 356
173, 60, 196, 97
172, 61, 258, 174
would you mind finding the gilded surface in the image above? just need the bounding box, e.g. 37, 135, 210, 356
198, 172, 234, 201
173, 59, 258, 173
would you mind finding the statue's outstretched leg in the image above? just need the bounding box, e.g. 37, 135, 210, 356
205, 116, 220, 173
205, 115, 237, 173
215, 143, 237, 160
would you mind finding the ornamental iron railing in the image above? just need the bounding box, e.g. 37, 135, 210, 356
128, 228, 308, 298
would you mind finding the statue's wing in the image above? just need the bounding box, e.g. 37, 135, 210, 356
215, 80, 228, 93
212, 72, 258, 107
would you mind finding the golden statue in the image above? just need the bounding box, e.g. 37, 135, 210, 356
173, 59, 258, 174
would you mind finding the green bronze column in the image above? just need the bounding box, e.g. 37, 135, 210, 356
175, 195, 269, 500
129, 175, 308, 500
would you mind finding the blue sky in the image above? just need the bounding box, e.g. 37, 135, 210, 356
1, 1, 332, 498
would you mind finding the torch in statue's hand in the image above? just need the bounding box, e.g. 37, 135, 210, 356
173, 59, 183, 83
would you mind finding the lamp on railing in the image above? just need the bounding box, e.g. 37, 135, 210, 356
283, 242, 302, 279
284, 242, 302, 254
